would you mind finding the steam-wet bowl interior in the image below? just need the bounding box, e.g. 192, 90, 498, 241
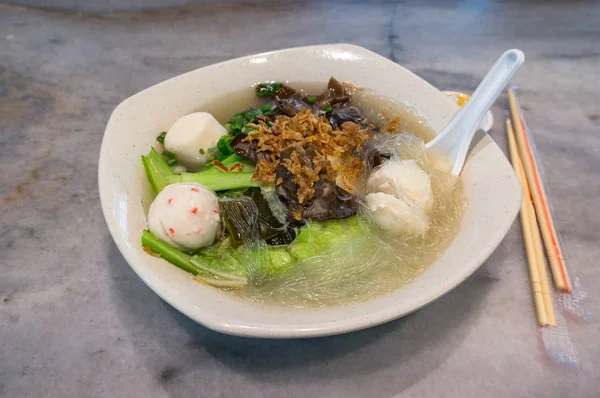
99, 44, 522, 338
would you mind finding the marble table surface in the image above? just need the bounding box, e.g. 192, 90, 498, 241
1, 1, 599, 397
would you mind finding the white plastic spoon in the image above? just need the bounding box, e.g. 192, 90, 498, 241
425, 49, 525, 175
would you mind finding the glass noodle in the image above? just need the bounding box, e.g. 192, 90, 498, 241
236, 133, 465, 307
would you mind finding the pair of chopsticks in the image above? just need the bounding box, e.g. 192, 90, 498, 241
506, 89, 573, 326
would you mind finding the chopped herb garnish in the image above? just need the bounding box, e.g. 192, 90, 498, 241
256, 82, 283, 97
163, 150, 176, 159
233, 113, 244, 129
241, 125, 256, 135
207, 146, 221, 160
227, 114, 245, 135
260, 104, 272, 113
234, 114, 244, 132
323, 104, 333, 113
156, 132, 167, 143
199, 148, 206, 155
307, 96, 317, 104
167, 159, 177, 166
217, 135, 234, 156
244, 109, 262, 123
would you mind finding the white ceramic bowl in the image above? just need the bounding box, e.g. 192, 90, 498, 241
99, 44, 521, 338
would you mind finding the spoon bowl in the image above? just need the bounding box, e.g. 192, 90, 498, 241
426, 49, 525, 175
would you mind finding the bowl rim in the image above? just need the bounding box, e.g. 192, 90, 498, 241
99, 43, 521, 338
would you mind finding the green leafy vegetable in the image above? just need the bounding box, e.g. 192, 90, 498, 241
260, 103, 272, 113
167, 159, 177, 166
241, 125, 256, 135
226, 113, 245, 134
307, 96, 317, 104
156, 132, 167, 143
266, 248, 294, 272
256, 82, 283, 97
162, 150, 176, 159
206, 146, 229, 162
143, 212, 367, 289
217, 188, 248, 199
244, 109, 262, 123
216, 135, 234, 156
323, 104, 333, 113
288, 217, 365, 261
199, 148, 206, 155
191, 239, 248, 279
143, 231, 248, 287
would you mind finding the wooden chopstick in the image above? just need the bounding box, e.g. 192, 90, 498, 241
507, 119, 549, 326
508, 89, 572, 292
524, 177, 557, 325
507, 119, 557, 326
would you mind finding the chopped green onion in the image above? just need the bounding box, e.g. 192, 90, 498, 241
156, 132, 167, 143
241, 125, 256, 135
260, 103, 272, 113
323, 104, 333, 113
162, 150, 176, 159
307, 96, 317, 104
244, 109, 262, 123
233, 114, 244, 130
167, 159, 177, 166
256, 82, 283, 97
199, 148, 206, 155
217, 135, 234, 156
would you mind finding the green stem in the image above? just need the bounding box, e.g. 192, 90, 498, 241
141, 230, 200, 275
143, 147, 258, 192
166, 171, 259, 191
141, 147, 175, 193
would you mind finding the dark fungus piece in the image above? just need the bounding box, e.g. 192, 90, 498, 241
327, 76, 346, 97
369, 150, 392, 169
276, 143, 357, 222
329, 107, 367, 130
274, 84, 297, 99
303, 179, 358, 221
361, 138, 393, 176
275, 147, 301, 206
317, 77, 351, 108
230, 133, 271, 163
274, 95, 309, 117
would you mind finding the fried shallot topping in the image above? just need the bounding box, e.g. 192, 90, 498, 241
244, 108, 371, 203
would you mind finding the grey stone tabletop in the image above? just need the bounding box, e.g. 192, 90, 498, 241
1, 1, 599, 397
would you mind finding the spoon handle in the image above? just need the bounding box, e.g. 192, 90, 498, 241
427, 49, 525, 175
